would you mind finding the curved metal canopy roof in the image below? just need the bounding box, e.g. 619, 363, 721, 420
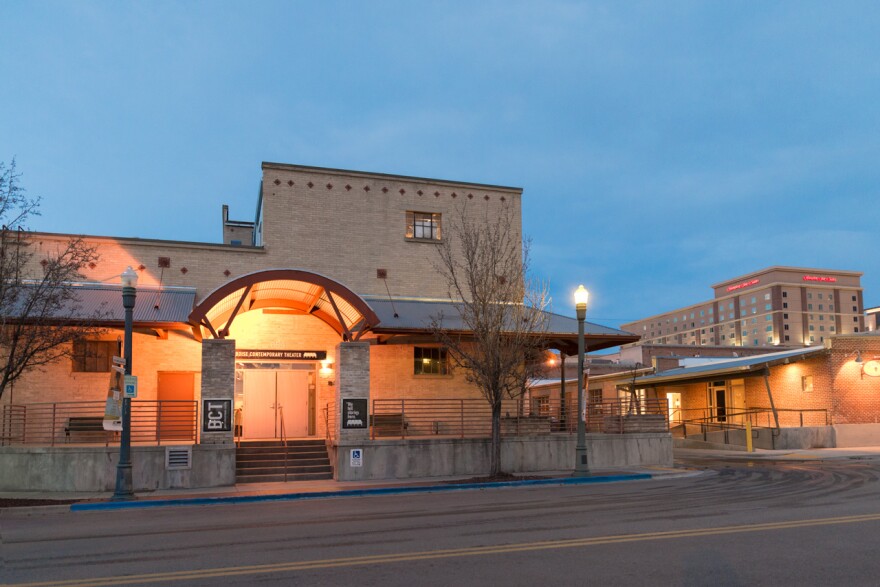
188, 269, 380, 342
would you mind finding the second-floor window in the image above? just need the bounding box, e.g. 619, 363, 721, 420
406, 211, 441, 241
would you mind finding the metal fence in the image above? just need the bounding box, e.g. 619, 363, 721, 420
1, 400, 198, 446
368, 396, 670, 439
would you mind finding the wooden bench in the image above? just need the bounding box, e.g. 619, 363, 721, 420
371, 414, 408, 437
65, 417, 116, 444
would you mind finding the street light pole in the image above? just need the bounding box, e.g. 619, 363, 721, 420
113, 266, 138, 500
573, 284, 590, 476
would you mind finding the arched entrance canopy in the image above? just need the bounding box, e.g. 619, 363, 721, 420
188, 269, 380, 342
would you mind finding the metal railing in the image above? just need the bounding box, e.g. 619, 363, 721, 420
1, 400, 198, 446
675, 407, 830, 441
368, 397, 670, 439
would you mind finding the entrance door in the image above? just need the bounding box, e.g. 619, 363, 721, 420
708, 381, 727, 422
157, 372, 195, 441
729, 379, 746, 425
242, 370, 278, 438
667, 392, 682, 424
277, 371, 309, 437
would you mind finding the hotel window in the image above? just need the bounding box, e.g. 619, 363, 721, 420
72, 341, 114, 372
852, 295, 857, 301
414, 347, 448, 375
808, 293, 813, 299
728, 302, 734, 310
830, 326, 836, 332
783, 291, 788, 298
829, 305, 834, 311
784, 324, 789, 330
810, 336, 815, 342
808, 304, 813, 310
818, 304, 824, 311
783, 313, 788, 319
764, 293, 771, 300
809, 325, 815, 331
765, 304, 772, 311
819, 315, 824, 321
785, 335, 790, 341
766, 336, 773, 343
818, 293, 824, 299
405, 211, 441, 241
753, 339, 759, 346
750, 297, 756, 304
853, 306, 858, 312
783, 302, 788, 309
765, 325, 773, 332
765, 315, 772, 321
729, 313, 734, 319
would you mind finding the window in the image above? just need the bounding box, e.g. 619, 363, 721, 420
72, 341, 114, 372
802, 376, 813, 393
764, 293, 771, 301
535, 396, 550, 416
414, 347, 448, 375
765, 325, 773, 332
765, 304, 772, 310
783, 302, 788, 309
785, 335, 790, 341
406, 211, 441, 240
783, 291, 788, 298
784, 324, 789, 330
783, 313, 788, 319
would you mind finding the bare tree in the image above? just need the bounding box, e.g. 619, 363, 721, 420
430, 202, 550, 476
0, 160, 104, 401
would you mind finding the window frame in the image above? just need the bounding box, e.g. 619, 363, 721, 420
72, 340, 115, 373
405, 211, 442, 242
413, 346, 449, 376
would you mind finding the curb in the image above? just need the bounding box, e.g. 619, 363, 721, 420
70, 473, 652, 512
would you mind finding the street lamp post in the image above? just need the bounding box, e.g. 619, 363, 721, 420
573, 284, 590, 476
113, 266, 138, 500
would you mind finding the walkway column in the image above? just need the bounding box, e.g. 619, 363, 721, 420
199, 339, 236, 446
336, 342, 371, 442
334, 342, 371, 481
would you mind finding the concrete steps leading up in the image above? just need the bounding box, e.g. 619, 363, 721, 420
236, 439, 333, 483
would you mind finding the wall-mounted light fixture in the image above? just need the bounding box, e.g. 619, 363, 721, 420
319, 359, 335, 379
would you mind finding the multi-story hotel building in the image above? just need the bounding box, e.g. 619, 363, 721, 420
622, 267, 865, 348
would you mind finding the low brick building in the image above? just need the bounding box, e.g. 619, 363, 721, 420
1, 162, 643, 490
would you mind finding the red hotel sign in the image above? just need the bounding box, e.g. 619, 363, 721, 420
727, 278, 760, 292
803, 275, 837, 283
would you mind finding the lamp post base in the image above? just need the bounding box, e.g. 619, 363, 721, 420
573, 445, 590, 477
112, 463, 135, 501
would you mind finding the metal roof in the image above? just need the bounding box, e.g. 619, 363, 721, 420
363, 298, 639, 353
634, 345, 828, 385
5, 282, 196, 326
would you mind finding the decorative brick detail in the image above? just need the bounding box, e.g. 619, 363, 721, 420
399, 189, 405, 195
382, 187, 388, 193
273, 179, 280, 185
345, 184, 352, 191
180, 267, 188, 274
307, 181, 314, 188
326, 183, 333, 190
363, 185, 371, 192
484, 195, 490, 201
288, 180, 294, 186
223, 269, 231, 277
417, 190, 423, 196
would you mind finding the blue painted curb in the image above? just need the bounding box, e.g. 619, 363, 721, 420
70, 473, 651, 512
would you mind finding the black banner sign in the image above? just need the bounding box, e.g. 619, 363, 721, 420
202, 399, 233, 433
235, 349, 327, 361
342, 398, 368, 429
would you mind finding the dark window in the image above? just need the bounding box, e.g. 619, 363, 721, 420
783, 313, 788, 319
783, 302, 788, 309
414, 347, 448, 375
406, 211, 441, 240
853, 306, 858, 312
852, 295, 857, 301
784, 324, 789, 330
785, 335, 790, 341
783, 291, 788, 298
72, 341, 115, 372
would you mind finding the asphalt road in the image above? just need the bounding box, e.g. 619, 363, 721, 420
4, 455, 880, 586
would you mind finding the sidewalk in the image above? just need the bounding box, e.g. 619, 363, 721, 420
675, 445, 880, 461
0, 465, 691, 513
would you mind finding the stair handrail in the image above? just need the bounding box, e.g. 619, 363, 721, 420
279, 405, 288, 482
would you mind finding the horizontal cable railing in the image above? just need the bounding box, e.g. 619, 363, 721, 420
0, 400, 198, 447
369, 397, 670, 439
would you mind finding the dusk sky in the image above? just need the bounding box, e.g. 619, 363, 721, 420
2, 1, 878, 329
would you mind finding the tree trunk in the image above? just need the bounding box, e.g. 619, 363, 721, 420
490, 400, 502, 475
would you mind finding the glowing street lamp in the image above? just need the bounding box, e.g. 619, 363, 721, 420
113, 266, 138, 500
574, 285, 590, 476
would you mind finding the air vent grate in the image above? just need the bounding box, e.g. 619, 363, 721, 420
165, 446, 192, 470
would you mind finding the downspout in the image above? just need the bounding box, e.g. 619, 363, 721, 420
559, 353, 567, 430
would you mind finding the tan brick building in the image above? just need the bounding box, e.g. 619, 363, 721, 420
1, 162, 638, 489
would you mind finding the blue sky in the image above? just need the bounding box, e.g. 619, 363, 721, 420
2, 1, 878, 327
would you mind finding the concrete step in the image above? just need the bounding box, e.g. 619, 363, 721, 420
236, 471, 334, 483
237, 457, 330, 470
236, 447, 329, 458
237, 440, 326, 448
236, 464, 333, 476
